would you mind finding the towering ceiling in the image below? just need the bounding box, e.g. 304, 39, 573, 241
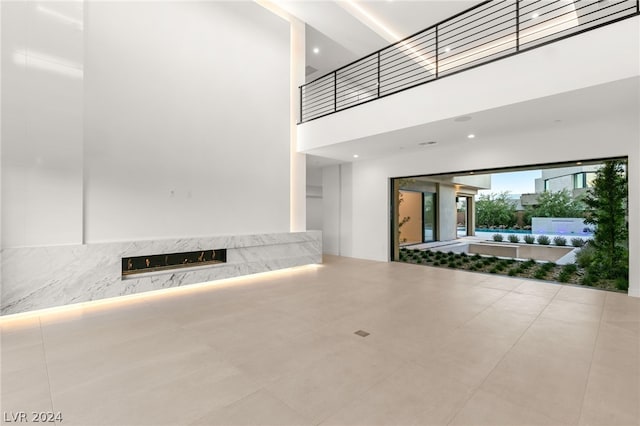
273, 0, 483, 81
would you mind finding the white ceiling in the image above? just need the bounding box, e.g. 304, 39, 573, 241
279, 2, 638, 170
303, 77, 640, 165
275, 1, 483, 81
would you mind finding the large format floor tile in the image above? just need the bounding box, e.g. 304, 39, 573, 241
1, 255, 639, 425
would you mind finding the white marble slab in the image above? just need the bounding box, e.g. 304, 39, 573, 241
1, 231, 321, 315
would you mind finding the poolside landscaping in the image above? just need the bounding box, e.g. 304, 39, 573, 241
398, 246, 624, 292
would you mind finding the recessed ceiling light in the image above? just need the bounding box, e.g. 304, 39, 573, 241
470, 171, 475, 175
313, 47, 320, 54
454, 116, 472, 122
576, 161, 583, 165
443, 46, 451, 53
467, 134, 476, 139
353, 154, 359, 158
532, 12, 539, 19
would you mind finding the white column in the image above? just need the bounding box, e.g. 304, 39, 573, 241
290, 17, 306, 232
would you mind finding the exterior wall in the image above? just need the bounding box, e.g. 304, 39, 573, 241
546, 175, 574, 193
398, 191, 422, 244
438, 184, 457, 241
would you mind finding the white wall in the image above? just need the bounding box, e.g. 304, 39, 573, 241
1, 1, 292, 248
306, 167, 323, 231
83, 1, 290, 242
322, 163, 353, 256
306, 197, 323, 231
322, 165, 340, 255
1, 1, 291, 248
1, 1, 84, 247
337, 112, 639, 295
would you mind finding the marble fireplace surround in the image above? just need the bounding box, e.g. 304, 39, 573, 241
1, 231, 322, 316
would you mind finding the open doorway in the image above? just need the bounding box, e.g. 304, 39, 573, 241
456, 196, 474, 237
391, 157, 629, 292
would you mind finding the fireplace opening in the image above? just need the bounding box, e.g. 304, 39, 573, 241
122, 249, 227, 277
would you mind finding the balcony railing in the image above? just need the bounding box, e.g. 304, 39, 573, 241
299, 0, 639, 123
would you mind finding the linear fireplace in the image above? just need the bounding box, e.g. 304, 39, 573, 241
122, 249, 227, 277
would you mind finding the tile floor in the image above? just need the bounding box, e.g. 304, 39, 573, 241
1, 256, 639, 426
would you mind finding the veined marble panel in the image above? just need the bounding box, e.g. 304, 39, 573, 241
1, 231, 321, 315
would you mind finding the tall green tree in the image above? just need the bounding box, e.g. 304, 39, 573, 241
583, 161, 628, 284
475, 192, 517, 228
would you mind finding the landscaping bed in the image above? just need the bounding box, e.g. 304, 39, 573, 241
398, 247, 622, 291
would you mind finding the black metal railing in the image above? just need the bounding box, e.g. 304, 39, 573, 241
300, 0, 639, 123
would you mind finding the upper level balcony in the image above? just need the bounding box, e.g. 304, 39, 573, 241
298, 0, 639, 124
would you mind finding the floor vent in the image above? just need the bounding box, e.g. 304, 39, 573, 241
354, 330, 370, 337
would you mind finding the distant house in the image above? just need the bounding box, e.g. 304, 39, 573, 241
521, 164, 600, 207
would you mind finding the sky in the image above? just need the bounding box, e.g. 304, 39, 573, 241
478, 170, 541, 196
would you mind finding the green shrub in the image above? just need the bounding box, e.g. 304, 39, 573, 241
508, 234, 520, 243
447, 251, 455, 256
489, 267, 499, 274
460, 252, 467, 257
490, 256, 499, 262
581, 273, 595, 286
523, 235, 535, 244
540, 262, 555, 273
537, 235, 551, 245
576, 245, 596, 269
448, 261, 456, 268
473, 253, 481, 260
562, 264, 577, 274
508, 268, 518, 276
558, 271, 571, 282
553, 236, 567, 246
570, 238, 585, 247
534, 268, 547, 279
493, 234, 504, 242
469, 265, 478, 271
615, 277, 629, 291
